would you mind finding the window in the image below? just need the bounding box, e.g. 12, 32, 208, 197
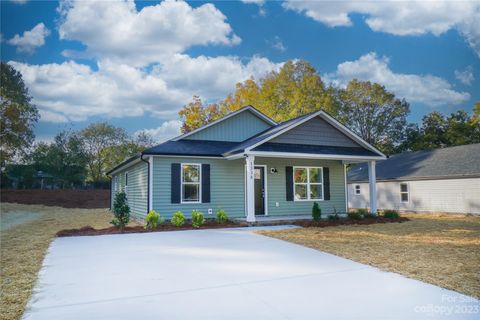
181, 164, 201, 203
114, 176, 119, 192
400, 183, 409, 202
355, 185, 361, 195
293, 167, 323, 201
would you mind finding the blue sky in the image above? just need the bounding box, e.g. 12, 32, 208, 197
1, 0, 479, 143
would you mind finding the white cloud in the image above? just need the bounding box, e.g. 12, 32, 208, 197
57, 0, 241, 66
135, 120, 182, 144
283, 0, 480, 57
10, 0, 28, 4
326, 52, 470, 106
9, 55, 282, 123
7, 23, 50, 53
39, 110, 69, 123
241, 0, 265, 4
455, 66, 475, 85
268, 36, 286, 52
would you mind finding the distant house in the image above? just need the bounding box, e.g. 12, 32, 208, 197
347, 144, 480, 214
107, 106, 385, 222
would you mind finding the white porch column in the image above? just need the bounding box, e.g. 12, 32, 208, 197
368, 160, 378, 215
148, 156, 153, 212
245, 155, 256, 223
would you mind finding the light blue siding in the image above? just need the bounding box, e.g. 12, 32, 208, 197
185, 110, 272, 142
256, 157, 346, 216
152, 157, 246, 218
112, 161, 148, 220
150, 156, 346, 219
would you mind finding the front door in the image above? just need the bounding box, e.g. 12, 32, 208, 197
254, 166, 265, 215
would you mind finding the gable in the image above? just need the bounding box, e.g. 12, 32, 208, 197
269, 116, 361, 148
185, 109, 273, 142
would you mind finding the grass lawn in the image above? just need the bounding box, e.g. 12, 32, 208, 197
258, 213, 480, 298
0, 203, 140, 320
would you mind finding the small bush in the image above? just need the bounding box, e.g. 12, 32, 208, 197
364, 212, 377, 219
171, 211, 185, 227
356, 208, 369, 216
328, 214, 340, 221
191, 210, 205, 228
145, 210, 164, 229
383, 209, 400, 219
312, 202, 322, 221
348, 210, 364, 220
216, 209, 228, 224
111, 192, 130, 230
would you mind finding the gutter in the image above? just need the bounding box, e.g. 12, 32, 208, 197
140, 153, 150, 213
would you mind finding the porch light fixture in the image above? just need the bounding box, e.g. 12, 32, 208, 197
270, 167, 278, 174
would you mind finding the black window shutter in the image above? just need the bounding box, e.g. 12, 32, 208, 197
323, 167, 330, 200
171, 163, 181, 203
201, 164, 210, 203
286, 166, 293, 201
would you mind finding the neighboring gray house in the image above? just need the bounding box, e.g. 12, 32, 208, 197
107, 106, 385, 222
348, 144, 480, 214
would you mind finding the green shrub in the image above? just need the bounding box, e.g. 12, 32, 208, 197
356, 208, 369, 216
328, 214, 340, 221
145, 210, 164, 229
348, 210, 364, 220
216, 209, 228, 224
191, 210, 205, 228
111, 192, 130, 231
171, 211, 185, 227
312, 202, 322, 221
383, 209, 400, 219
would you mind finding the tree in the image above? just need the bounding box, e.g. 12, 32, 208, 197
337, 79, 410, 154
31, 130, 88, 188
0, 62, 39, 168
178, 96, 224, 133
80, 123, 129, 182
178, 60, 337, 133
395, 103, 480, 152
111, 191, 130, 231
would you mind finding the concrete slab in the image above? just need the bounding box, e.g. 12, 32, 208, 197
23, 226, 479, 320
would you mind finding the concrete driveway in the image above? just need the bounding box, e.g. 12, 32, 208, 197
24, 226, 478, 320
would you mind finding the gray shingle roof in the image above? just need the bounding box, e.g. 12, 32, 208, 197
348, 143, 480, 182
143, 140, 238, 157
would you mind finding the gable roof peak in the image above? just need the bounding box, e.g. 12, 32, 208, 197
171, 105, 276, 141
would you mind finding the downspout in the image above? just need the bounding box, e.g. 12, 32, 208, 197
108, 176, 112, 211
140, 153, 150, 213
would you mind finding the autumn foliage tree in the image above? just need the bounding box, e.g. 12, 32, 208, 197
178, 60, 337, 133
0, 62, 39, 169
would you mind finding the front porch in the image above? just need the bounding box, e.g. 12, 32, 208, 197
238, 154, 380, 223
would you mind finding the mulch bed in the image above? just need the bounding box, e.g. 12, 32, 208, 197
56, 220, 247, 237
294, 216, 409, 228
57, 217, 409, 237
1, 189, 110, 208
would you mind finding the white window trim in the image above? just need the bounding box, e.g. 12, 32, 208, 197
181, 163, 202, 204
355, 184, 361, 195
293, 166, 324, 201
124, 172, 128, 195
400, 182, 409, 203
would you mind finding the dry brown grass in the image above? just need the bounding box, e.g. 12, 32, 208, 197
258, 213, 480, 298
0, 203, 140, 320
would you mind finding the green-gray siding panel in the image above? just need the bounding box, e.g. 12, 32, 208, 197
151, 156, 346, 219
112, 161, 148, 220
185, 110, 272, 142
256, 158, 346, 216
152, 157, 246, 218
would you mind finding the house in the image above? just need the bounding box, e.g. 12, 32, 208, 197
107, 106, 385, 222
347, 144, 480, 214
